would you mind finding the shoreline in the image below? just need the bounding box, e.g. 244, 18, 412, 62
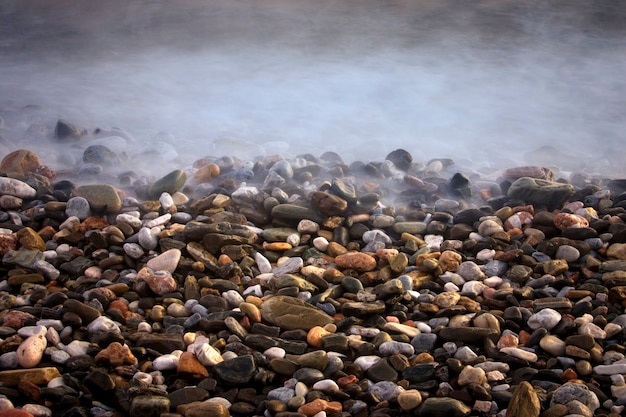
0, 118, 624, 417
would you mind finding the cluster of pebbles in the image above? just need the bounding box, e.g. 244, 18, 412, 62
0, 120, 625, 417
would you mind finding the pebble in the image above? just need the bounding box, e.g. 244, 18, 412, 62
0, 139, 626, 417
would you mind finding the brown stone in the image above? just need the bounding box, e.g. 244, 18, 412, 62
0, 149, 42, 175
310, 191, 348, 215
177, 401, 230, 417
0, 367, 61, 386
438, 250, 462, 272
298, 398, 342, 417
177, 352, 209, 379
334, 252, 377, 272
15, 227, 46, 251
507, 381, 540, 417
192, 163, 220, 184
94, 342, 137, 366
553, 212, 589, 230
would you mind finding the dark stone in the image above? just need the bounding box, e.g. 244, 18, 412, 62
168, 387, 209, 410
213, 355, 257, 385
385, 149, 413, 171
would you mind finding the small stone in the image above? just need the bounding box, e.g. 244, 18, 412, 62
148, 169, 187, 199
146, 248, 181, 273
137, 267, 177, 296
507, 177, 574, 209
397, 389, 422, 411
213, 355, 256, 385
416, 397, 471, 417
72, 184, 122, 213
177, 351, 209, 379
334, 252, 377, 272
260, 296, 333, 331
506, 381, 540, 417
177, 401, 230, 417
527, 308, 561, 330
0, 177, 36, 199
0, 367, 61, 386
549, 381, 599, 412
65, 196, 91, 220
129, 395, 170, 417
539, 335, 566, 356
94, 342, 137, 366
499, 347, 538, 362
457, 365, 487, 386
16, 333, 47, 368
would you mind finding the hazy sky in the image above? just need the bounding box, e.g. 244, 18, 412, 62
1, 0, 625, 174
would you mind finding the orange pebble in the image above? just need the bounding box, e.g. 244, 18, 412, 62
561, 368, 578, 381
518, 330, 531, 346
307, 326, 331, 348
337, 374, 359, 388
218, 254, 233, 265
263, 242, 293, 251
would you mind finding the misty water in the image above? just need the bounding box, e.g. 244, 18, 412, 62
1, 0, 625, 177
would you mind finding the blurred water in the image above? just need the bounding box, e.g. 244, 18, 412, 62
1, 0, 625, 175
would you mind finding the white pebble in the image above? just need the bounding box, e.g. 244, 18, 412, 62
47, 377, 66, 388
222, 290, 244, 307
51, 349, 71, 364
123, 242, 145, 259
152, 354, 179, 370
264, 347, 286, 359
484, 276, 503, 288
499, 347, 538, 362
144, 213, 171, 228
18, 325, 47, 338
313, 237, 329, 252
22, 404, 51, 417
443, 282, 460, 292
64, 340, 90, 356
137, 322, 152, 333
87, 316, 121, 335
194, 342, 224, 366
254, 252, 272, 274
354, 355, 381, 371
476, 249, 496, 261
46, 327, 61, 346
0, 397, 13, 410
313, 379, 340, 393
159, 192, 175, 212
116, 213, 142, 229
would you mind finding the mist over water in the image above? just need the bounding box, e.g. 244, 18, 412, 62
1, 0, 625, 176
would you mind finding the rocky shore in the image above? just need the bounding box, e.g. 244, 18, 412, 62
0, 119, 625, 417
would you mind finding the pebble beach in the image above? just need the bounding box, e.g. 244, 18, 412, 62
0, 116, 625, 417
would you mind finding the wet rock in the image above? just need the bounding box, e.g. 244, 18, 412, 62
72, 184, 122, 213
507, 177, 574, 209
260, 296, 333, 330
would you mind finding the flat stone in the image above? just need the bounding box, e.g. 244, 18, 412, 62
0, 177, 36, 199
507, 177, 574, 209
177, 401, 230, 417
129, 395, 170, 417
0, 367, 61, 386
260, 296, 333, 331
214, 355, 257, 385
438, 327, 499, 344
168, 387, 209, 411
148, 169, 187, 199
416, 397, 471, 417
72, 184, 122, 213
